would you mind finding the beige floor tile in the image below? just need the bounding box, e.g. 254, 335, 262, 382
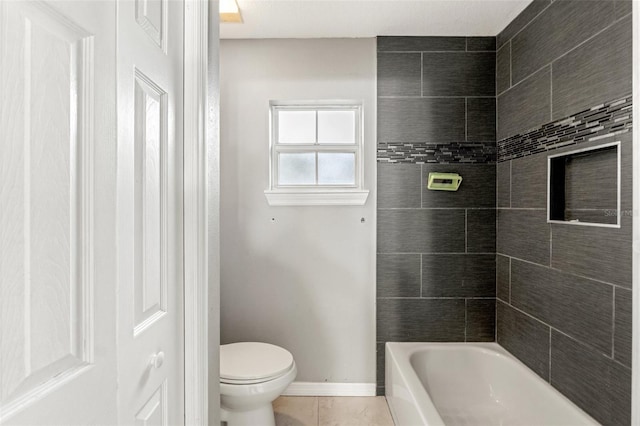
318, 396, 394, 426
274, 396, 319, 426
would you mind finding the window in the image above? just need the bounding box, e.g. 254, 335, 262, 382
264, 101, 369, 206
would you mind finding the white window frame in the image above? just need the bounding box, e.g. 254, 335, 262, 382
264, 100, 369, 206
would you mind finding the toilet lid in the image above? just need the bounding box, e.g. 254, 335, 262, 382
220, 342, 294, 382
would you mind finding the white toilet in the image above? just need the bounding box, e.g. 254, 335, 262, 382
220, 342, 297, 426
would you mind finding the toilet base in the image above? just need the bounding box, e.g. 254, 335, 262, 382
221, 404, 275, 426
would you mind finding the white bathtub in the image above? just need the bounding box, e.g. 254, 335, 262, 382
385, 342, 597, 426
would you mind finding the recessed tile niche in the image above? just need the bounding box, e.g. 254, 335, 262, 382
548, 142, 620, 227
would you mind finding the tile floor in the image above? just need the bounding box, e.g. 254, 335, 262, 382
273, 396, 395, 426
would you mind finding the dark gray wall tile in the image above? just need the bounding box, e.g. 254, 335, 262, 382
614, 288, 632, 367
422, 254, 496, 297
496, 255, 510, 302
377, 209, 466, 253
497, 301, 550, 380
422, 164, 496, 208
552, 16, 632, 120
377, 163, 422, 208
467, 209, 496, 253
378, 98, 466, 143
377, 36, 466, 52
511, 0, 615, 84
497, 162, 510, 208
377, 52, 422, 97
466, 37, 496, 51
550, 331, 631, 426
497, 0, 551, 48
615, 0, 632, 19
376, 342, 385, 388
377, 298, 465, 341
497, 209, 549, 264
377, 254, 421, 298
467, 299, 496, 342
511, 259, 613, 354
497, 66, 551, 140
511, 152, 547, 208
496, 42, 511, 94
422, 52, 495, 97
551, 217, 632, 287
467, 98, 496, 142
564, 145, 618, 211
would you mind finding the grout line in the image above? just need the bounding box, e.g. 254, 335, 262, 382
378, 49, 474, 54
503, 13, 629, 94
378, 95, 496, 99
497, 207, 546, 211
465, 37, 468, 52
503, 254, 626, 289
508, 257, 512, 303
420, 163, 423, 207
465, 98, 468, 142
501, 301, 630, 369
379, 252, 497, 255
464, 299, 468, 342
495, 294, 498, 342
380, 296, 496, 300
612, 286, 616, 359
549, 63, 553, 120
420, 254, 423, 298
420, 52, 424, 97
503, 1, 554, 48
465, 209, 468, 253
509, 40, 512, 88
509, 160, 512, 208
549, 225, 553, 268
549, 329, 552, 383
379, 207, 499, 210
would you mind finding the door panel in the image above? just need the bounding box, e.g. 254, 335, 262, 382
0, 1, 117, 424
133, 69, 168, 335
135, 381, 168, 426
117, 0, 184, 424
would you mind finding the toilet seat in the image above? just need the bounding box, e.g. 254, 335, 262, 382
220, 342, 294, 384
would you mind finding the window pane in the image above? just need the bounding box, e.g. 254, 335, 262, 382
318, 153, 355, 185
278, 110, 316, 144
318, 110, 355, 144
278, 153, 316, 185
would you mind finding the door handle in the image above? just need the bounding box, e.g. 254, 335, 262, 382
149, 351, 165, 369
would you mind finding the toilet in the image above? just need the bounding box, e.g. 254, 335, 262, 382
220, 342, 297, 426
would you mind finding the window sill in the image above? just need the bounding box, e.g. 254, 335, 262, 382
264, 189, 370, 206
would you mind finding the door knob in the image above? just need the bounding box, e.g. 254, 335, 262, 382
149, 351, 165, 369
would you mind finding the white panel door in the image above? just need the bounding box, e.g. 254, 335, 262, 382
116, 0, 184, 424
0, 1, 118, 424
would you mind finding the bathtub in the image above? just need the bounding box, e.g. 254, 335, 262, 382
385, 342, 597, 426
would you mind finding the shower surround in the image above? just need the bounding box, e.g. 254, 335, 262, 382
376, 35, 497, 396
376, 1, 633, 424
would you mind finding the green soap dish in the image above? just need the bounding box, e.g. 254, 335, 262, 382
427, 172, 463, 191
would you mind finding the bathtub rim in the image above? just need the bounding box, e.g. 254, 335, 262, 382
385, 341, 598, 426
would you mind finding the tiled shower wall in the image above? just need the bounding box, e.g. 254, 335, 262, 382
376, 36, 497, 395
495, 1, 632, 424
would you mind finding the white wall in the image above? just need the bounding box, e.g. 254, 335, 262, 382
220, 38, 376, 384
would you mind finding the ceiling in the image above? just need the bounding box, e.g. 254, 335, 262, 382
219, 0, 534, 39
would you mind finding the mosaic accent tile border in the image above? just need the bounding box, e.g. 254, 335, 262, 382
498, 95, 633, 162
377, 142, 496, 164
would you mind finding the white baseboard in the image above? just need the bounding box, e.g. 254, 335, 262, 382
282, 382, 376, 397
